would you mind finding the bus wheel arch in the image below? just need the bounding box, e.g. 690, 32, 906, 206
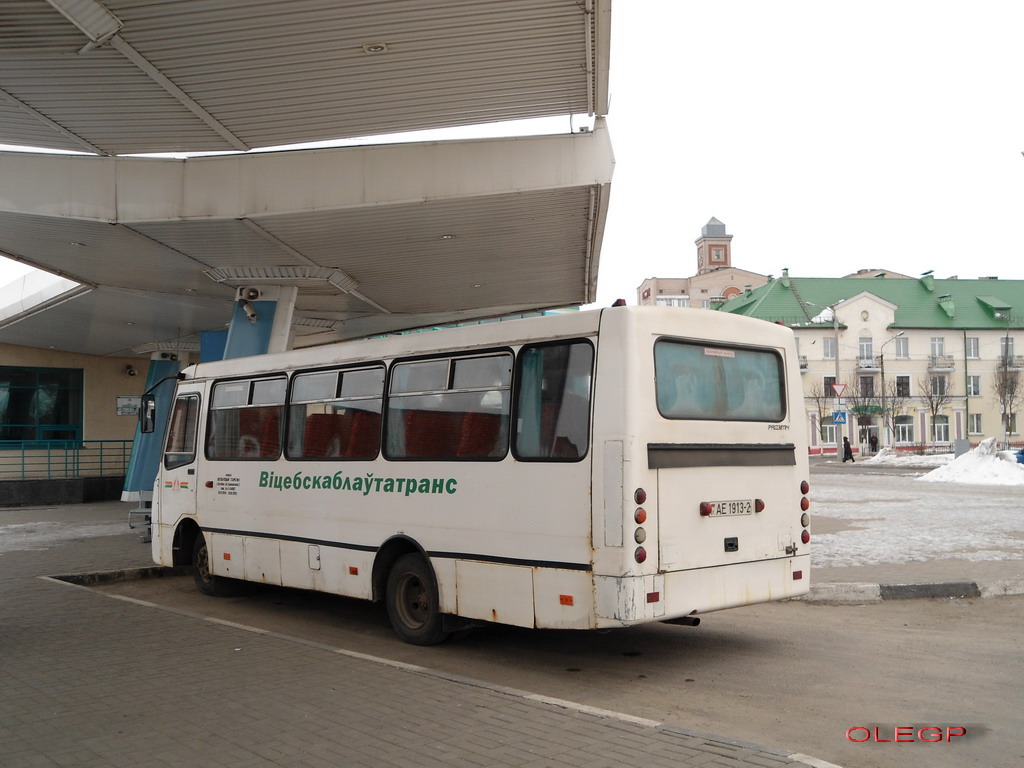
172, 518, 202, 567
371, 536, 424, 603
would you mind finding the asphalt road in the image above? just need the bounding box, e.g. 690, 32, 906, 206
94, 571, 1022, 768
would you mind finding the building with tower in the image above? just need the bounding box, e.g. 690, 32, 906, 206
718, 271, 1024, 455
636, 218, 769, 307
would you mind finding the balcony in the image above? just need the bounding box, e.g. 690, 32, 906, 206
799, 355, 808, 372
857, 357, 880, 371
1000, 355, 1024, 371
928, 354, 955, 371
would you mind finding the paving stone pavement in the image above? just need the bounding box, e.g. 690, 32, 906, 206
0, 501, 843, 768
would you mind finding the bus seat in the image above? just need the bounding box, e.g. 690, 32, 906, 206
259, 409, 281, 457
304, 413, 345, 457
344, 410, 381, 458
403, 409, 463, 457
237, 409, 262, 457
457, 411, 502, 457
552, 436, 579, 459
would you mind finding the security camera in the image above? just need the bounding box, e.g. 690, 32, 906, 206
240, 300, 258, 323
126, 365, 137, 377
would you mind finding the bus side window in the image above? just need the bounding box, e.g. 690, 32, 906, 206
514, 341, 593, 461
164, 394, 200, 470
207, 377, 286, 460
386, 354, 512, 461
287, 366, 384, 460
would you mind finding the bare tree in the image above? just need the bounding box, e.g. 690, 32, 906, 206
881, 377, 911, 446
807, 380, 831, 441
919, 374, 952, 447
993, 364, 1023, 448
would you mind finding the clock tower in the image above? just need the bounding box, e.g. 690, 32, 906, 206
695, 217, 732, 275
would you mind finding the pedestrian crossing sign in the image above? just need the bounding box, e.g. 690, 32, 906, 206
832, 411, 847, 424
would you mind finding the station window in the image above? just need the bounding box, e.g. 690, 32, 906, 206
0, 366, 83, 443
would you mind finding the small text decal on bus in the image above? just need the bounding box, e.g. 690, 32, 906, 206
258, 470, 458, 496
768, 424, 790, 430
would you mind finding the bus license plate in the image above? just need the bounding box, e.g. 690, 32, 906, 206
708, 499, 753, 517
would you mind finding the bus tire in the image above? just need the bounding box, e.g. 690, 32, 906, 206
191, 532, 242, 597
385, 553, 449, 645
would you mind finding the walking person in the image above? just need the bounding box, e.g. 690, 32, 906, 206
842, 436, 855, 462
869, 433, 878, 454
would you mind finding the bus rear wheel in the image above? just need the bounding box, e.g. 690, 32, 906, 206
191, 532, 242, 597
386, 553, 449, 645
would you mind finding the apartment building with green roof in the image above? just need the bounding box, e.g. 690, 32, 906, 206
717, 270, 1023, 455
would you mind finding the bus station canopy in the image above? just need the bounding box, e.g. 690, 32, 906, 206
0, 0, 613, 356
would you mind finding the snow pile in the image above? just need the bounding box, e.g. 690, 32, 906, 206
918, 437, 1024, 486
861, 447, 951, 468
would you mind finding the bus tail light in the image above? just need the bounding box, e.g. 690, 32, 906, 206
634, 547, 647, 563
699, 501, 713, 517
801, 480, 810, 494
800, 496, 810, 511
634, 488, 647, 504
801, 530, 810, 544
634, 508, 647, 523
754, 498, 765, 513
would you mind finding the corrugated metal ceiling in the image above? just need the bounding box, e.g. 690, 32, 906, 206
0, 0, 609, 155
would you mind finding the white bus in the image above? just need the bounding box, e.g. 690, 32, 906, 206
147, 306, 811, 644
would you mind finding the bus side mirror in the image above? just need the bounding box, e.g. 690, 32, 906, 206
140, 394, 157, 434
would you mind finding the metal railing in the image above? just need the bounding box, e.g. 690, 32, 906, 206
928, 354, 956, 370
0, 440, 133, 481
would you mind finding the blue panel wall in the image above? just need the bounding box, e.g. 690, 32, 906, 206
121, 358, 180, 497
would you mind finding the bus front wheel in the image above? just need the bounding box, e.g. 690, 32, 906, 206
385, 554, 449, 645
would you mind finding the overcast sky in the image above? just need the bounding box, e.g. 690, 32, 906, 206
3, 1, 1024, 308
594, 0, 1024, 305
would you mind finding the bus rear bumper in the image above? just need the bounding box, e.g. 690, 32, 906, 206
595, 554, 811, 627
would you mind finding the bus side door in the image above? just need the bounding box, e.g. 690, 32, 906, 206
159, 392, 202, 525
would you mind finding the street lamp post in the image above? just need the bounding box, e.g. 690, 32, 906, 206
997, 311, 1012, 448
832, 308, 842, 450
879, 331, 905, 448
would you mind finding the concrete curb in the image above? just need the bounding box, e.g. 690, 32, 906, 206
803, 579, 1024, 604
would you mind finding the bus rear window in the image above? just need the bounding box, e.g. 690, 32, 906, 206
655, 340, 785, 422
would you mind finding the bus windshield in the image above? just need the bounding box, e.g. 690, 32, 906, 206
654, 339, 785, 421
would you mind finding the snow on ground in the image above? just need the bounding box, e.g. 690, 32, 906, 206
0, 520, 127, 554
812, 439, 1024, 567
860, 446, 952, 469
917, 437, 1024, 486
